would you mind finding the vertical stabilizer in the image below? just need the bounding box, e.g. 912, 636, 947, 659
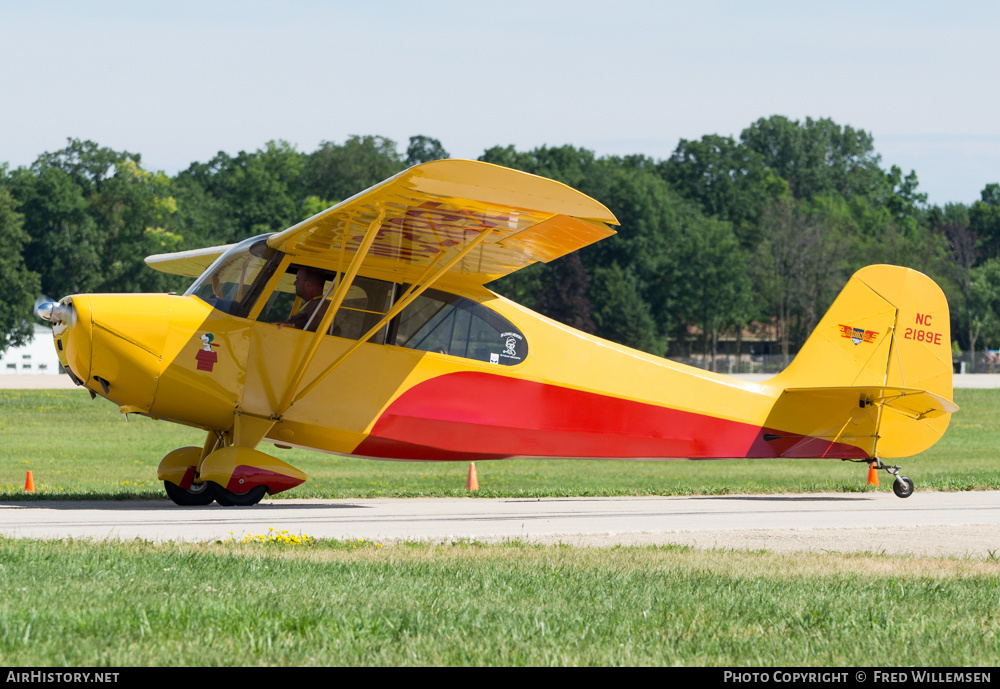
771, 265, 954, 458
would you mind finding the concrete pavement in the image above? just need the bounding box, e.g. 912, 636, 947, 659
1, 491, 998, 558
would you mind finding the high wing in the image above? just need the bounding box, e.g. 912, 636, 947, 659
266, 159, 618, 287
145, 244, 235, 278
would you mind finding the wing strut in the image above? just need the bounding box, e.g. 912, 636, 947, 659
274, 226, 494, 417
302, 220, 352, 333
273, 211, 383, 416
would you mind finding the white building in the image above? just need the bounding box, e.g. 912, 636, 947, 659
0, 324, 63, 375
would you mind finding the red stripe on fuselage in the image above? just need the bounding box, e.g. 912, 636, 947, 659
352, 372, 868, 461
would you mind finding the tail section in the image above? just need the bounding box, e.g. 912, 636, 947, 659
770, 265, 955, 458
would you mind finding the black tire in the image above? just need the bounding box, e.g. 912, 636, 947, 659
210, 482, 268, 507
164, 480, 216, 506
892, 476, 915, 499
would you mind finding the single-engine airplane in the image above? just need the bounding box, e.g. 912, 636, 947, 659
36, 160, 957, 506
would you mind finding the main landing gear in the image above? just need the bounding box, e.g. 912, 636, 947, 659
157, 443, 306, 507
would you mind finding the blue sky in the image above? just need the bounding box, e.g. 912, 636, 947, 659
2, 0, 997, 205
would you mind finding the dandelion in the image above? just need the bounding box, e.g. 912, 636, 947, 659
232, 528, 313, 546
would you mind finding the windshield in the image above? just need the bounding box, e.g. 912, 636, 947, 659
185, 235, 283, 317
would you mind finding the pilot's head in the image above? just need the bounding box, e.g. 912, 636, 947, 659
294, 266, 326, 301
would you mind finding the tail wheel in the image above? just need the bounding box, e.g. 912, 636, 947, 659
211, 482, 268, 507
866, 458, 916, 499
892, 477, 915, 499
164, 480, 216, 506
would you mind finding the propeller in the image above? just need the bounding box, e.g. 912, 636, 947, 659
35, 295, 76, 326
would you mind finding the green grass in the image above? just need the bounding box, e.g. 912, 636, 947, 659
1, 388, 998, 500
0, 537, 997, 666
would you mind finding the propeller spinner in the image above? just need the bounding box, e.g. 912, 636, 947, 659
35, 296, 75, 325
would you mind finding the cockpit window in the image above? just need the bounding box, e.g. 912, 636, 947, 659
232, 256, 527, 362
186, 236, 282, 318
395, 289, 527, 365
255, 266, 395, 343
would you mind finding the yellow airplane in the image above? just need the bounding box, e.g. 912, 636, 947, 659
36, 160, 957, 506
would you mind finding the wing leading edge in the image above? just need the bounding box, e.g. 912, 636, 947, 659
144, 244, 236, 278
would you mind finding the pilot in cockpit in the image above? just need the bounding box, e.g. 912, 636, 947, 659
273, 266, 329, 331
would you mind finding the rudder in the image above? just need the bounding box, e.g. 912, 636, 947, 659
771, 265, 954, 458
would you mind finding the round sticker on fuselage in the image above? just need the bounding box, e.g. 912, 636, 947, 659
498, 331, 526, 363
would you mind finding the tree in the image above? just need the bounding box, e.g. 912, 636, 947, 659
751, 196, 849, 360
32, 138, 140, 196
883, 165, 927, 230
591, 262, 659, 352
91, 159, 182, 293
303, 135, 404, 202
479, 144, 602, 193
168, 170, 237, 248
487, 261, 545, 310
668, 216, 751, 363
658, 134, 786, 248
7, 166, 103, 298
970, 183, 1000, 259
581, 164, 675, 288
478, 144, 536, 173
966, 258, 1000, 368
942, 220, 979, 351
406, 136, 449, 166
0, 186, 41, 355
535, 253, 596, 333
11, 140, 184, 296
174, 140, 305, 245
740, 116, 885, 200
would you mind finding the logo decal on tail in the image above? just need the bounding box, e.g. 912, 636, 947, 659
838, 324, 879, 345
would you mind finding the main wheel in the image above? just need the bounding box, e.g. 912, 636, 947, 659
892, 476, 915, 499
211, 482, 268, 507
164, 480, 216, 506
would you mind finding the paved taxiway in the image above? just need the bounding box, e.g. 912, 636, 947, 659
1, 492, 998, 558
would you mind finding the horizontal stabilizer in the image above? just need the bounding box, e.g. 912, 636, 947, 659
783, 386, 959, 420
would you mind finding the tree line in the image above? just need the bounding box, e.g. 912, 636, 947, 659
2, 117, 999, 362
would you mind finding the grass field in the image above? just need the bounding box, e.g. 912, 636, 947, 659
0, 537, 998, 666
0, 388, 997, 500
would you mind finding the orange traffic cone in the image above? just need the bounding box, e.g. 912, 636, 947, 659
867, 462, 879, 487
24, 471, 34, 493
466, 462, 478, 491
